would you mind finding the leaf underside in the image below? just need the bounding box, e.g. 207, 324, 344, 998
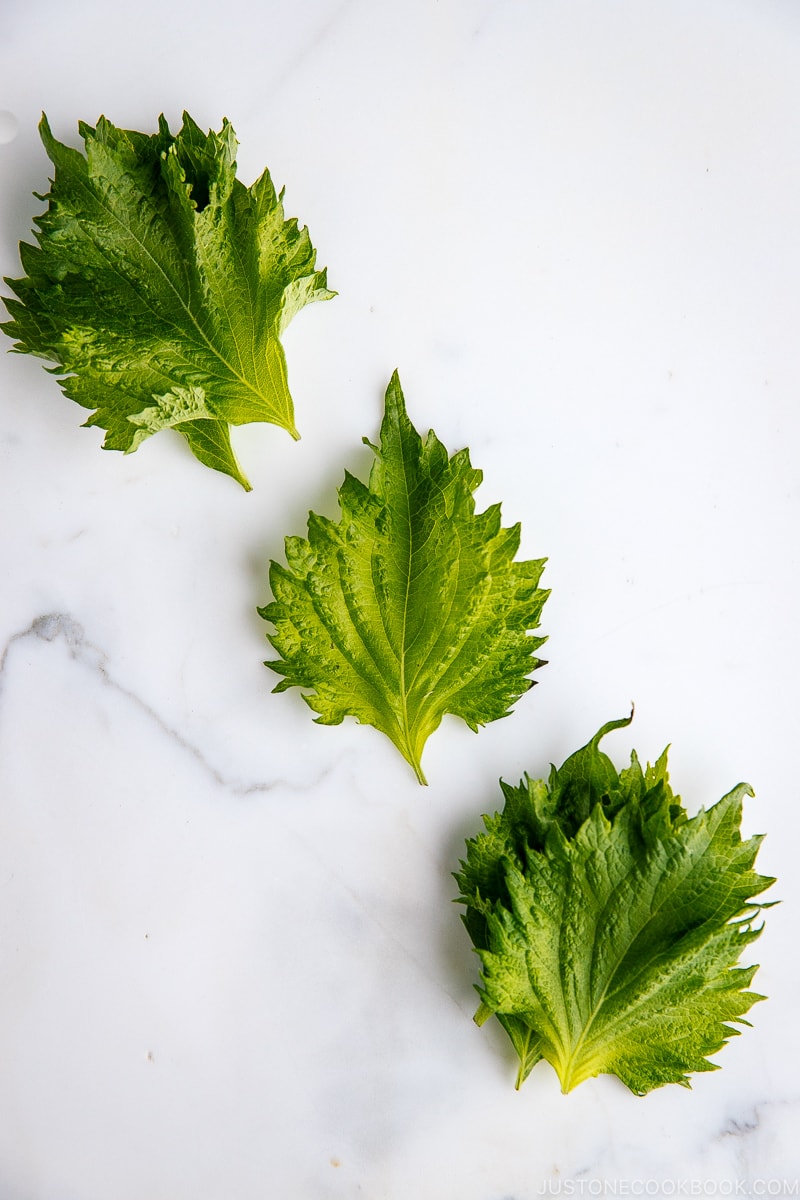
1, 111, 334, 488
259, 371, 549, 783
455, 713, 775, 1094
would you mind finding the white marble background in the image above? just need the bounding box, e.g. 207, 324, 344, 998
1, 1, 799, 1196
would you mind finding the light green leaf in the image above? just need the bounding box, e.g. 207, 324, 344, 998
259, 372, 549, 784
456, 715, 775, 1094
1, 112, 334, 488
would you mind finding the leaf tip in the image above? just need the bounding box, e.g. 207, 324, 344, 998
591, 706, 635, 749
383, 369, 406, 416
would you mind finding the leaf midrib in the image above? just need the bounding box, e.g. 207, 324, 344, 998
554, 812, 743, 1087
389, 435, 485, 756
393, 414, 423, 768
65, 152, 283, 417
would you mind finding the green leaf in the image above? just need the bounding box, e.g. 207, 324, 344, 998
1, 112, 335, 489
259, 372, 549, 784
455, 716, 775, 1094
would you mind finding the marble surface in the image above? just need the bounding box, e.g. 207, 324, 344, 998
1, 1, 799, 1196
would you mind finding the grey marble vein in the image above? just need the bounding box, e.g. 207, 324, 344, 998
0, 611, 469, 1019
0, 611, 335, 798
717, 1095, 800, 1143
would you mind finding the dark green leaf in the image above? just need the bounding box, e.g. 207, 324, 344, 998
456, 717, 775, 1093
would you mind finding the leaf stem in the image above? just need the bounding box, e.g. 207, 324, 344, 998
400, 734, 428, 786
396, 708, 428, 785
412, 758, 428, 787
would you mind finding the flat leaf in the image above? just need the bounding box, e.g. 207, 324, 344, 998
1, 112, 335, 488
455, 714, 775, 1093
259, 372, 549, 783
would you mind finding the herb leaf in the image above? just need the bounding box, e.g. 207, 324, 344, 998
456, 713, 775, 1093
1, 112, 334, 489
259, 372, 549, 783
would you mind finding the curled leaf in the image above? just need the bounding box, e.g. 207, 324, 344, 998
1, 112, 334, 488
456, 715, 775, 1093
